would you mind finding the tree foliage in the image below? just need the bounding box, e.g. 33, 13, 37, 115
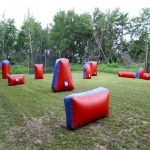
0, 7, 150, 65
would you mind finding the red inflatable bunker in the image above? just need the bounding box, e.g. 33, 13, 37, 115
143, 73, 150, 80
85, 61, 97, 76
51, 58, 74, 92
118, 71, 137, 78
8, 74, 25, 86
2, 60, 10, 79
64, 87, 110, 129
137, 68, 145, 79
83, 64, 91, 79
34, 64, 44, 79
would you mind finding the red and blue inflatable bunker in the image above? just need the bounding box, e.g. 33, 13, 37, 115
137, 68, 145, 79
2, 60, 10, 79
64, 87, 110, 129
34, 64, 44, 79
8, 74, 25, 86
118, 72, 137, 78
85, 61, 97, 76
51, 58, 74, 92
83, 64, 91, 79
143, 73, 150, 80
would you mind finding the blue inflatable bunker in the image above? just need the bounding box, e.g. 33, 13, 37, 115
64, 87, 110, 129
51, 58, 74, 92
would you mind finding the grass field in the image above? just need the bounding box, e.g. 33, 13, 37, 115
0, 71, 150, 150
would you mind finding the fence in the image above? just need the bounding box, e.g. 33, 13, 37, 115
28, 52, 60, 74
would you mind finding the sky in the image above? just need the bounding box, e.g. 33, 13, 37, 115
0, 0, 150, 29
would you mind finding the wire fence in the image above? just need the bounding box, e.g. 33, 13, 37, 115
28, 52, 60, 74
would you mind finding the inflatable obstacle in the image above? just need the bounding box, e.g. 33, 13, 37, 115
143, 73, 150, 80
51, 58, 74, 92
118, 67, 145, 79
118, 72, 137, 78
2, 60, 10, 79
8, 74, 25, 86
85, 61, 97, 76
83, 64, 91, 79
64, 87, 110, 129
34, 64, 44, 79
137, 68, 145, 79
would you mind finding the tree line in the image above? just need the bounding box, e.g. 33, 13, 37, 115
0, 7, 150, 65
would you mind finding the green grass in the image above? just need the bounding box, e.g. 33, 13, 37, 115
0, 71, 150, 150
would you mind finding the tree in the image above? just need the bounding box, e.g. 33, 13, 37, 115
0, 14, 18, 63
128, 8, 150, 61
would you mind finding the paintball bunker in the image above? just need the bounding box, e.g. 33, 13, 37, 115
64, 87, 110, 129
83, 64, 91, 79
8, 74, 25, 86
51, 58, 74, 92
34, 64, 44, 79
2, 60, 10, 79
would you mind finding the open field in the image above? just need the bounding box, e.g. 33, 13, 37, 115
0, 71, 150, 150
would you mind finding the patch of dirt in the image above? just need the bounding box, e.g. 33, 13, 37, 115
3, 113, 52, 149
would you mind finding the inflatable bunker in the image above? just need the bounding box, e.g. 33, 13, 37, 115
118, 72, 137, 78
118, 67, 145, 79
85, 61, 97, 76
64, 87, 110, 129
143, 73, 150, 80
51, 58, 74, 92
2, 60, 10, 79
34, 64, 44, 79
8, 74, 25, 86
83, 64, 91, 79
137, 68, 145, 79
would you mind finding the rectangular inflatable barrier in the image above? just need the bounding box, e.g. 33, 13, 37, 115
64, 87, 110, 129
34, 64, 44, 79
8, 74, 25, 86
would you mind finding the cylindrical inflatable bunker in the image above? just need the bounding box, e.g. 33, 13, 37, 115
34, 64, 44, 79
83, 64, 91, 79
8, 74, 25, 86
143, 73, 150, 80
137, 68, 145, 79
2, 60, 10, 79
85, 61, 97, 76
118, 71, 137, 78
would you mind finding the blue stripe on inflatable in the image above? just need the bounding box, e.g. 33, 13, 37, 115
134, 72, 137, 78
64, 87, 108, 128
64, 96, 73, 128
2, 60, 9, 64
137, 68, 142, 78
51, 59, 60, 91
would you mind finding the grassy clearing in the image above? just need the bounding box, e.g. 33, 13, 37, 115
0, 71, 150, 150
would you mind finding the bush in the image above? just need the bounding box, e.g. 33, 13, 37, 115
10, 65, 28, 74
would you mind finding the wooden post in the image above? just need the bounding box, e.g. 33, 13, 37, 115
145, 45, 148, 73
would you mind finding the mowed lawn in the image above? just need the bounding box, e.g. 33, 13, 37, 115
0, 71, 150, 150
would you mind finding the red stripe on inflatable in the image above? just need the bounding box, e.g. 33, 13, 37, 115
72, 90, 109, 129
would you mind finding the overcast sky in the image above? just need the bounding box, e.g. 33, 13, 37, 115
0, 0, 149, 29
